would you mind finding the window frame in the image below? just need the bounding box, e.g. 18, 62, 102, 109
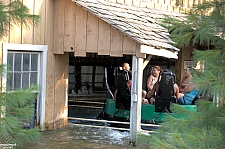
2, 43, 48, 128
7, 51, 41, 90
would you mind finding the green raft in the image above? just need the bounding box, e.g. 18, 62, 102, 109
103, 98, 197, 122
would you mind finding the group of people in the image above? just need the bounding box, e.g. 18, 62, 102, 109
114, 62, 199, 105
143, 65, 199, 105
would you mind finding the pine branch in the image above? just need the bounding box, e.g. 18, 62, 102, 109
9, 127, 41, 146
0, 0, 40, 39
141, 1, 225, 148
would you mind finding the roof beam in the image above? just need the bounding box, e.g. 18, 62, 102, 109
140, 45, 178, 59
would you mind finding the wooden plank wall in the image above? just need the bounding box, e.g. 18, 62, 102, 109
110, 27, 123, 56
98, 19, 111, 55
44, 0, 57, 131
45, 0, 68, 130
53, 54, 68, 130
0, 0, 69, 130
34, 0, 45, 44
64, 0, 76, 53
54, 0, 139, 58
22, 0, 34, 44
86, 12, 98, 53
54, 0, 65, 54
75, 5, 87, 56
7, 0, 39, 44
1, 0, 48, 44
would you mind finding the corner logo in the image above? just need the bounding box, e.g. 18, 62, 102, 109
1, 134, 16, 149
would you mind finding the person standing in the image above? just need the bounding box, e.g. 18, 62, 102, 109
113, 62, 131, 99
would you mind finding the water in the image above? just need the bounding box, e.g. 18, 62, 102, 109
19, 97, 150, 149
19, 125, 146, 149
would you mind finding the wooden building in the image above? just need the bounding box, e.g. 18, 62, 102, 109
0, 0, 200, 131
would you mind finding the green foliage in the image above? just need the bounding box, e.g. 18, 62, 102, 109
0, 68, 41, 146
138, 101, 225, 148
192, 49, 225, 99
0, 0, 40, 39
162, 1, 225, 49
0, 69, 41, 145
0, 1, 41, 146
138, 0, 225, 148
163, 0, 225, 107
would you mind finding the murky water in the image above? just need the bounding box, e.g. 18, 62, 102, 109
19, 125, 147, 149
19, 97, 150, 149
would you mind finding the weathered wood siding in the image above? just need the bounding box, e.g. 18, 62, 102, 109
64, 0, 76, 53
55, 0, 205, 59
0, 0, 68, 130
44, 0, 68, 130
54, 0, 143, 57
52, 54, 69, 130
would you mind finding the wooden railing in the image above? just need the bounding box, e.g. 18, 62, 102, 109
106, 0, 206, 13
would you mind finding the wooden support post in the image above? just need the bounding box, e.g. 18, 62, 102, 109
143, 54, 152, 69
129, 55, 143, 145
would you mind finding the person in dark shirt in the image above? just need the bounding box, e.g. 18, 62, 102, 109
113, 62, 131, 99
142, 69, 180, 104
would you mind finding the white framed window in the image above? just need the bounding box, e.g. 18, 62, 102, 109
2, 43, 48, 128
7, 52, 40, 90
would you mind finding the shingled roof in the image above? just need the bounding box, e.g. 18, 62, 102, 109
72, 0, 183, 59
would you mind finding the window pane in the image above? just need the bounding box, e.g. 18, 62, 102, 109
14, 73, 21, 89
23, 54, 30, 71
7, 53, 14, 71
31, 54, 38, 71
22, 73, 29, 88
7, 73, 13, 90
7, 52, 40, 91
30, 72, 37, 85
14, 53, 22, 71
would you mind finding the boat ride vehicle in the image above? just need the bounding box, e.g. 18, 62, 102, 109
97, 68, 198, 129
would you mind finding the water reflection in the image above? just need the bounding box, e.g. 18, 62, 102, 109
19, 125, 145, 149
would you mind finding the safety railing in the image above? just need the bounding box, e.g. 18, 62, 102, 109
68, 117, 160, 133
